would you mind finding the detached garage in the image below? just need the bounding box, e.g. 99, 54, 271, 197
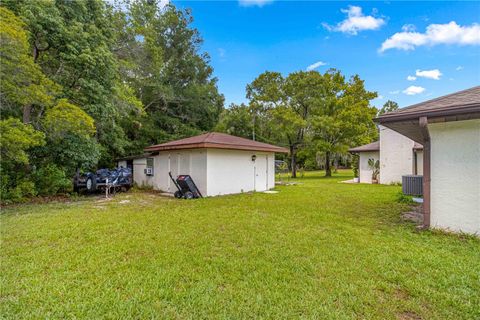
119, 132, 288, 197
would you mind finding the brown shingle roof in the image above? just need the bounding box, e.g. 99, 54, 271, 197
144, 132, 289, 153
349, 141, 423, 153
349, 141, 380, 152
378, 86, 480, 122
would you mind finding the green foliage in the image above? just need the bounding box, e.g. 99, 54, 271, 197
2, 179, 37, 203
215, 103, 253, 138
352, 154, 359, 178
0, 7, 59, 118
311, 71, 378, 176
368, 158, 380, 180
38, 134, 101, 177
115, 0, 224, 154
0, 118, 45, 165
378, 100, 399, 116
0, 2, 223, 200
396, 192, 414, 204
247, 71, 325, 177
32, 164, 72, 196
43, 99, 96, 139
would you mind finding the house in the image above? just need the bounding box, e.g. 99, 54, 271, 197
377, 86, 480, 235
349, 126, 423, 184
118, 132, 288, 197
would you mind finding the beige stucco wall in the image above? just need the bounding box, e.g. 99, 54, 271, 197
379, 125, 416, 184
416, 150, 423, 175
152, 149, 207, 195
117, 160, 127, 168
133, 158, 152, 187
206, 149, 275, 196
359, 151, 379, 183
429, 119, 480, 235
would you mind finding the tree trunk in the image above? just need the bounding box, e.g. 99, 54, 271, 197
23, 105, 32, 124
290, 145, 297, 178
325, 151, 331, 177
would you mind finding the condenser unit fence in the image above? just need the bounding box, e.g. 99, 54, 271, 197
402, 175, 423, 196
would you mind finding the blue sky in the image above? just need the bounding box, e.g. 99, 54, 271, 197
175, 1, 480, 109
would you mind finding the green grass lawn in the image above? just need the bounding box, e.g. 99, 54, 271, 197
1, 170, 479, 319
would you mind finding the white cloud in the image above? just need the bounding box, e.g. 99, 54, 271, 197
306, 61, 327, 71
375, 95, 384, 100
407, 75, 417, 81
323, 6, 385, 35
389, 90, 400, 95
238, 0, 273, 7
403, 86, 426, 95
415, 69, 442, 80
380, 21, 480, 52
456, 66, 464, 71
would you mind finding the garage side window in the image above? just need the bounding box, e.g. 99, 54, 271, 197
145, 158, 154, 176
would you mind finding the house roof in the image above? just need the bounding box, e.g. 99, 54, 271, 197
349, 141, 379, 152
349, 141, 423, 153
376, 86, 480, 143
144, 132, 289, 153
378, 86, 480, 123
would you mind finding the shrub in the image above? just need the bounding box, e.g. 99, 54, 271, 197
32, 164, 71, 196
1, 178, 37, 204
396, 192, 414, 204
352, 154, 359, 178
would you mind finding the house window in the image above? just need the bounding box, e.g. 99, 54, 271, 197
145, 158, 154, 176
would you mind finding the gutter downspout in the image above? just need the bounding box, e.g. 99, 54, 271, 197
419, 117, 431, 227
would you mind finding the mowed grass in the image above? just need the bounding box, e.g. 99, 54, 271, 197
1, 171, 479, 319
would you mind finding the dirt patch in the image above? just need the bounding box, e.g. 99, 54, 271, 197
394, 288, 411, 300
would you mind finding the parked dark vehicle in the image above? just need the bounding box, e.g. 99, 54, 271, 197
73, 167, 133, 193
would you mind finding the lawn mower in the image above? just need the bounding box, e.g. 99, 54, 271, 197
169, 172, 203, 199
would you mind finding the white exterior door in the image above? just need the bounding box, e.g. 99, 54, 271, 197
254, 155, 268, 191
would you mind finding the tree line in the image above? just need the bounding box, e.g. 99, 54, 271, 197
0, 0, 223, 202
1, 0, 387, 202
216, 71, 385, 177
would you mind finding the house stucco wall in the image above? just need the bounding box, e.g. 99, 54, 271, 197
359, 151, 379, 183
429, 119, 480, 235
130, 148, 275, 197
206, 149, 275, 196
416, 150, 424, 175
117, 160, 127, 168
133, 158, 152, 187
379, 125, 416, 184
149, 149, 208, 195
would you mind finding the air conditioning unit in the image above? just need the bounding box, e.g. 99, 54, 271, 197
402, 175, 423, 196
145, 167, 154, 176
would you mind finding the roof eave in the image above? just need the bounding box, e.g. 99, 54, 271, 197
144, 142, 289, 153
376, 104, 480, 124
